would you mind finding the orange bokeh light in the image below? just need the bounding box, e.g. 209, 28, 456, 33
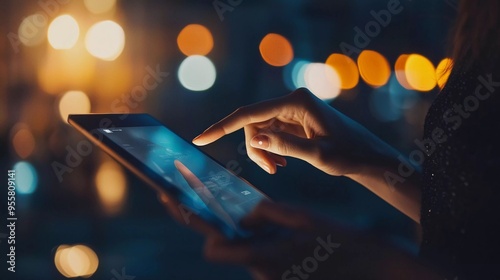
436, 58, 453, 89
177, 24, 214, 56
405, 54, 436, 92
395, 54, 413, 90
357, 50, 391, 88
259, 33, 294, 67
325, 53, 359, 89
11, 125, 36, 159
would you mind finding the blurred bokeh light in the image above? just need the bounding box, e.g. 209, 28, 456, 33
388, 75, 420, 110
259, 33, 294, 67
58, 90, 92, 123
357, 50, 391, 88
304, 63, 341, 100
85, 20, 125, 61
177, 24, 214, 56
47, 15, 79, 50
2, 1, 455, 278
11, 124, 36, 159
436, 58, 453, 89
395, 54, 413, 90
54, 244, 99, 278
13, 161, 38, 195
405, 54, 436, 92
178, 55, 216, 91
291, 59, 310, 88
18, 14, 47, 47
84, 0, 116, 14
325, 53, 359, 89
38, 45, 96, 94
95, 159, 127, 215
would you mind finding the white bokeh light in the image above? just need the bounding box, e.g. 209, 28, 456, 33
58, 91, 91, 123
178, 55, 216, 91
85, 20, 125, 61
47, 15, 79, 49
304, 63, 341, 100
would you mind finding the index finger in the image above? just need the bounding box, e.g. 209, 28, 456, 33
192, 97, 284, 146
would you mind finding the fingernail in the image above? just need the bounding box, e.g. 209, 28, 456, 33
251, 135, 269, 149
192, 135, 203, 145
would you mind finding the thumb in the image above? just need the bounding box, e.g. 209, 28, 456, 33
250, 130, 317, 162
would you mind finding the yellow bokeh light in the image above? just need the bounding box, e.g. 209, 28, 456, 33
394, 54, 413, 90
18, 14, 47, 47
436, 58, 453, 89
357, 50, 391, 88
67, 246, 91, 277
84, 0, 116, 14
54, 244, 99, 278
405, 54, 436, 92
177, 24, 214, 56
95, 160, 127, 215
48, 15, 79, 50
85, 20, 125, 61
304, 63, 341, 100
259, 33, 294, 67
325, 53, 359, 89
54, 245, 72, 278
11, 124, 36, 159
58, 91, 91, 123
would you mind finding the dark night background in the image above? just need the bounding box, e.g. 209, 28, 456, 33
0, 0, 458, 279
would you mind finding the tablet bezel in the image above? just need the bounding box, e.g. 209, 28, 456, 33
68, 113, 270, 238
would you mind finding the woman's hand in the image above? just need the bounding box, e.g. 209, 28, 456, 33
192, 88, 423, 222
203, 201, 439, 280
192, 88, 393, 176
203, 201, 344, 280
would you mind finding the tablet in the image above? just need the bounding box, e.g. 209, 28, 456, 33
68, 113, 270, 239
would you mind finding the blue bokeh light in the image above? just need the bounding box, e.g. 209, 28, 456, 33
13, 161, 38, 195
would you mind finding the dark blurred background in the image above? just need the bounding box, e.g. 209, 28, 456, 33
1, 0, 458, 279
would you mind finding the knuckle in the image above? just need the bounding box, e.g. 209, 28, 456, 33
293, 87, 313, 99
290, 88, 317, 110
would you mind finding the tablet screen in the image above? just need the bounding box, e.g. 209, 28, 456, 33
98, 125, 266, 236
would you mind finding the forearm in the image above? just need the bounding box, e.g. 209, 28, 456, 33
346, 137, 422, 223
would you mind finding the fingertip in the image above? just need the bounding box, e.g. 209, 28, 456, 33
192, 134, 212, 146
192, 134, 202, 142
275, 157, 287, 167
192, 138, 204, 146
260, 163, 276, 174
